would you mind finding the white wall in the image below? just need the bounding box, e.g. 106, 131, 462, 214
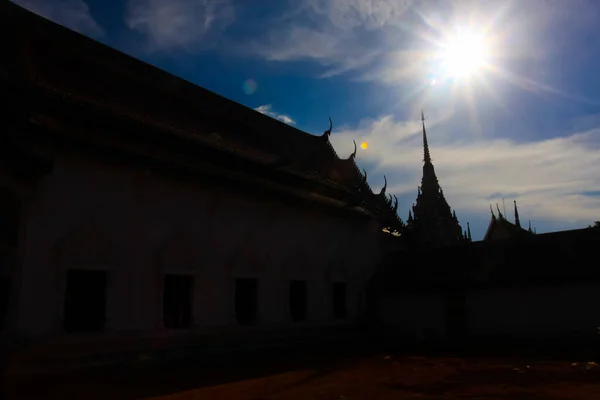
12, 145, 382, 338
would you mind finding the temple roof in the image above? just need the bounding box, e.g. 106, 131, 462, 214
483, 214, 533, 242
2, 1, 402, 229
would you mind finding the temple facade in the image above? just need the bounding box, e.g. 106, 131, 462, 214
404, 113, 467, 248
1, 2, 402, 368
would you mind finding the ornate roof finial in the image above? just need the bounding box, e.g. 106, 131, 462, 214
408, 210, 413, 221
528, 220, 533, 233
347, 140, 357, 159
514, 200, 521, 228
362, 169, 368, 184
422, 110, 431, 163
322, 116, 333, 137
393, 195, 398, 213
452, 210, 457, 219
496, 203, 504, 219
490, 204, 496, 220
380, 175, 387, 195
467, 221, 472, 241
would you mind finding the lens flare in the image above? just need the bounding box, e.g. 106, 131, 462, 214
243, 79, 257, 95
360, 141, 368, 150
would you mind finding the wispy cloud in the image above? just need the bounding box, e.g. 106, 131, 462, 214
125, 0, 235, 53
246, 0, 413, 78
11, 0, 104, 37
329, 114, 600, 228
254, 105, 296, 125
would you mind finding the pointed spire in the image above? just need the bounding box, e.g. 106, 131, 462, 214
452, 210, 457, 219
496, 203, 504, 219
408, 210, 413, 221
490, 205, 496, 220
421, 110, 431, 163
528, 220, 533, 233
513, 200, 521, 228
467, 222, 472, 241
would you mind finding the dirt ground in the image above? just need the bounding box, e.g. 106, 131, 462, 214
5, 353, 600, 399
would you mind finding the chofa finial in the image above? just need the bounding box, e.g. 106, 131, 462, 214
380, 175, 387, 195
322, 116, 333, 137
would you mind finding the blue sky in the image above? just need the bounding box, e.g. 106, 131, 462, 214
13, 0, 600, 240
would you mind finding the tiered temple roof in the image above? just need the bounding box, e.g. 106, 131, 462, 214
404, 112, 465, 247
1, 1, 403, 233
483, 201, 534, 241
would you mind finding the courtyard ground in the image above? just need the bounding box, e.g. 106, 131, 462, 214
4, 352, 600, 399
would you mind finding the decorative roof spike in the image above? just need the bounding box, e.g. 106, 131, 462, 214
388, 193, 393, 205
393, 195, 398, 213
408, 210, 413, 221
490, 204, 496, 220
380, 175, 387, 195
452, 210, 457, 219
514, 200, 521, 228
496, 203, 504, 219
322, 116, 333, 137
528, 220, 533, 233
467, 222, 472, 241
349, 140, 357, 159
422, 110, 431, 163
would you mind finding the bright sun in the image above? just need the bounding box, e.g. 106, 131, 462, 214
439, 30, 489, 79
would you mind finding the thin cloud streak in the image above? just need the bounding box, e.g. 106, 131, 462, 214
254, 104, 296, 125
246, 0, 413, 78
11, 0, 104, 37
329, 114, 600, 228
125, 0, 235, 53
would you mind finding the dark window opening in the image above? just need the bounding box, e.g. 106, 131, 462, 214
163, 274, 193, 330
333, 282, 347, 319
289, 280, 307, 322
0, 276, 9, 330
64, 270, 107, 334
235, 278, 258, 325
0, 187, 21, 245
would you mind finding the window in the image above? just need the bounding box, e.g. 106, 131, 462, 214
64, 270, 107, 333
333, 282, 347, 319
163, 274, 193, 329
235, 278, 258, 325
0, 276, 9, 330
289, 280, 307, 322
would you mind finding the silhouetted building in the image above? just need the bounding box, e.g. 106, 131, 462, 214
1, 2, 403, 370
483, 201, 534, 241
405, 112, 465, 248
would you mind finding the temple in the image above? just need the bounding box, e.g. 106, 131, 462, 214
405, 112, 466, 248
483, 200, 535, 241
1, 2, 402, 369
6, 1, 600, 374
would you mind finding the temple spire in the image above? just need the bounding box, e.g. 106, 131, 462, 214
514, 200, 521, 228
422, 110, 431, 163
467, 222, 472, 241
496, 203, 504, 219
